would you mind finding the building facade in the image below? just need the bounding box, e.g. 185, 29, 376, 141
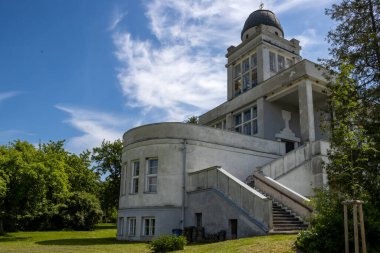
117, 8, 330, 241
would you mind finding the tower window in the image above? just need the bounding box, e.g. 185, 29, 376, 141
269, 52, 277, 72
234, 64, 241, 78
278, 55, 285, 71
242, 58, 250, 73
232, 52, 258, 97
242, 73, 250, 91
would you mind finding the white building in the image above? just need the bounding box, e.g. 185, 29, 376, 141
117, 8, 330, 241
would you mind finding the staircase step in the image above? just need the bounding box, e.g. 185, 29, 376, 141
274, 221, 304, 225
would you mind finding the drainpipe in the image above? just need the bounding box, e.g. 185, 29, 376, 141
181, 139, 187, 230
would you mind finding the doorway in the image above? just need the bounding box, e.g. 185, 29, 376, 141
195, 213, 202, 227
229, 219, 237, 239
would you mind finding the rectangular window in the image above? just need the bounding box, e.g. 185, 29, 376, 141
251, 68, 258, 87
234, 106, 258, 136
234, 78, 242, 96
251, 53, 257, 69
146, 158, 158, 193
130, 161, 139, 194
143, 217, 155, 236
118, 217, 124, 236
278, 55, 285, 71
242, 73, 250, 91
286, 58, 293, 68
270, 52, 277, 72
127, 217, 136, 236
121, 164, 127, 195
242, 58, 250, 73
233, 64, 241, 78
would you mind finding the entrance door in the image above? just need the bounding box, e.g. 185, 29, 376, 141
195, 213, 202, 227
230, 219, 237, 239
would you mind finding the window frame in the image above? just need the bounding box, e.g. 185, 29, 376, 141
118, 217, 124, 236
142, 217, 155, 236
130, 160, 140, 194
127, 217, 137, 236
121, 163, 127, 196
234, 105, 258, 136
269, 51, 277, 72
233, 51, 258, 97
278, 54, 285, 71
145, 158, 158, 193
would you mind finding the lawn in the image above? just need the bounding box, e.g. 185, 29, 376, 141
0, 224, 297, 253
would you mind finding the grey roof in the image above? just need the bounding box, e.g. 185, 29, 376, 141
241, 9, 283, 39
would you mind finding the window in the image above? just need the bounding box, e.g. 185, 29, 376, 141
234, 106, 258, 136
118, 217, 124, 236
143, 217, 155, 236
232, 52, 258, 97
121, 164, 127, 195
278, 55, 285, 71
242, 73, 250, 91
251, 68, 258, 87
233, 64, 241, 78
234, 78, 242, 96
213, 119, 226, 130
251, 53, 257, 69
242, 58, 250, 73
146, 158, 158, 193
127, 217, 136, 236
270, 52, 277, 72
130, 161, 139, 194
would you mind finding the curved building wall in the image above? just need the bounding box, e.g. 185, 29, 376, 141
118, 123, 284, 240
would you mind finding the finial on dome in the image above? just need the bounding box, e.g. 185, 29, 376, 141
259, 1, 264, 10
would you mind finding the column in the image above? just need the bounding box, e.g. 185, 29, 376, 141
298, 80, 315, 142
256, 97, 265, 138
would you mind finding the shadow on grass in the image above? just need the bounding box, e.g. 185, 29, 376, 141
36, 237, 148, 246
93, 225, 116, 230
0, 234, 31, 242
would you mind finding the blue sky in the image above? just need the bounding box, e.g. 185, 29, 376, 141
0, 0, 336, 153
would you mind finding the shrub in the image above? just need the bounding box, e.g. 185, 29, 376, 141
295, 189, 380, 253
150, 235, 187, 252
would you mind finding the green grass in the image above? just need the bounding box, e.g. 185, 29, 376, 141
0, 224, 297, 253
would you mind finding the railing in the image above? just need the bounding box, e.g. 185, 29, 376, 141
253, 172, 312, 218
260, 140, 330, 179
188, 166, 272, 231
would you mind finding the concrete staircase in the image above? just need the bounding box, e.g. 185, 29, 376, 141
271, 202, 308, 233
252, 186, 309, 234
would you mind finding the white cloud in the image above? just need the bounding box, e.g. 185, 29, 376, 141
112, 0, 335, 121
0, 91, 20, 103
56, 105, 126, 153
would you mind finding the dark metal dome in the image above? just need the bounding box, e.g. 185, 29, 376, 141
241, 9, 283, 39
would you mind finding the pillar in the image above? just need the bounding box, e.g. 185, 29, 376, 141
298, 80, 315, 142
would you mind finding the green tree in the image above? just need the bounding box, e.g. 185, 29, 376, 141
297, 1, 380, 251
184, 116, 199, 124
325, 0, 380, 91
0, 140, 101, 232
92, 139, 123, 222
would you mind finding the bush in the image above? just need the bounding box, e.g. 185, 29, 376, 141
150, 235, 187, 252
295, 189, 380, 253
65, 191, 103, 230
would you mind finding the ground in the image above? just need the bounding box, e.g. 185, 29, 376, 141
0, 224, 297, 253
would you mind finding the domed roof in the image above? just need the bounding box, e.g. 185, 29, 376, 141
241, 9, 283, 39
